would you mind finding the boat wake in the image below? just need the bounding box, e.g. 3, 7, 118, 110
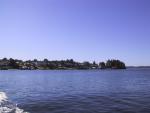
0, 92, 28, 113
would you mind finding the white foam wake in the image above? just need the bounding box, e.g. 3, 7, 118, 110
0, 92, 28, 113
0, 92, 7, 102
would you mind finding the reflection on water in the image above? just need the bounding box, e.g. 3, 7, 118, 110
0, 68, 150, 113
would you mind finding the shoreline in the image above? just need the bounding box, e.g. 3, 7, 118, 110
0, 58, 126, 70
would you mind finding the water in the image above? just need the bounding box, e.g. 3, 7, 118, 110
0, 68, 150, 113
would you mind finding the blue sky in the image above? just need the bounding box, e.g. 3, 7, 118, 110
0, 0, 150, 66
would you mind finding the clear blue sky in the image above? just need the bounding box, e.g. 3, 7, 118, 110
0, 0, 150, 66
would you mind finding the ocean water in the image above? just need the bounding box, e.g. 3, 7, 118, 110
0, 68, 150, 113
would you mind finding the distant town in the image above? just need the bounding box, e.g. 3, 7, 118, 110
0, 58, 126, 70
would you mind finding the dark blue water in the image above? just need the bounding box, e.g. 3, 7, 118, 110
0, 68, 150, 113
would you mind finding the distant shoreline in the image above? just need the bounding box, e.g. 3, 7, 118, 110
0, 67, 149, 71
0, 58, 126, 70
0, 68, 127, 71
127, 66, 150, 68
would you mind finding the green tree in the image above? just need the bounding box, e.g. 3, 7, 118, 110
9, 58, 19, 69
99, 62, 106, 69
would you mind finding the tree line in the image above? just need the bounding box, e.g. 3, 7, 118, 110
0, 58, 126, 70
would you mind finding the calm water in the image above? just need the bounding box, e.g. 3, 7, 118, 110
0, 68, 150, 113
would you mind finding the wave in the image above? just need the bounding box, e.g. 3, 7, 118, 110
0, 92, 28, 113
